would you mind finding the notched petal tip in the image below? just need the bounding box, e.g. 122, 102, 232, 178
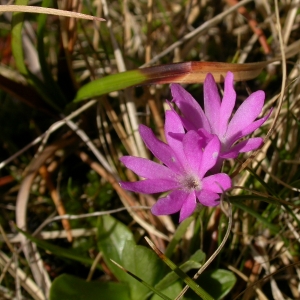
196, 190, 221, 207
202, 173, 232, 193
170, 83, 182, 93
170, 83, 188, 103
198, 135, 221, 177
151, 191, 187, 216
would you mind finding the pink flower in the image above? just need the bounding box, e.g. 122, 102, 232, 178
120, 111, 231, 222
171, 72, 271, 160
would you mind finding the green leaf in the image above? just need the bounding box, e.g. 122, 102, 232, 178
97, 215, 134, 282
189, 249, 206, 263
185, 269, 236, 300
75, 70, 148, 102
17, 228, 98, 267
50, 274, 131, 300
122, 240, 167, 300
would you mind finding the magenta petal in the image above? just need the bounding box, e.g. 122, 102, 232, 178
198, 128, 215, 146
198, 136, 220, 178
164, 111, 186, 166
165, 110, 185, 138
196, 190, 220, 207
151, 190, 187, 216
179, 192, 197, 222
120, 156, 175, 179
120, 178, 179, 194
227, 109, 272, 145
226, 90, 265, 140
165, 109, 185, 132
182, 131, 203, 174
179, 115, 198, 131
221, 137, 263, 158
204, 73, 221, 134
219, 72, 236, 136
202, 173, 232, 193
171, 84, 210, 132
139, 125, 182, 172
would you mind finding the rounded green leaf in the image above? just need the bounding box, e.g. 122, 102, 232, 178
50, 274, 131, 300
186, 269, 236, 300
97, 215, 134, 282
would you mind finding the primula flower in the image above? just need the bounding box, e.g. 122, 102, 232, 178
171, 72, 271, 161
120, 111, 231, 222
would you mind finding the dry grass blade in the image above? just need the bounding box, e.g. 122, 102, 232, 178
5, 228, 97, 243
101, 0, 146, 159
0, 251, 45, 300
15, 137, 77, 295
233, 261, 300, 300
0, 5, 105, 21
282, 0, 300, 44
228, 265, 268, 299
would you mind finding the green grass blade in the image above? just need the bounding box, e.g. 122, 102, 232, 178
164, 215, 195, 258
37, 0, 67, 106
11, 0, 29, 75
244, 166, 277, 196
11, 1, 62, 111
17, 228, 99, 268
75, 70, 148, 102
145, 237, 214, 300
232, 201, 280, 233
230, 194, 299, 209
110, 260, 172, 300
74, 61, 270, 102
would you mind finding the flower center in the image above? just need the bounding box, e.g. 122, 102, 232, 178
180, 173, 202, 192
